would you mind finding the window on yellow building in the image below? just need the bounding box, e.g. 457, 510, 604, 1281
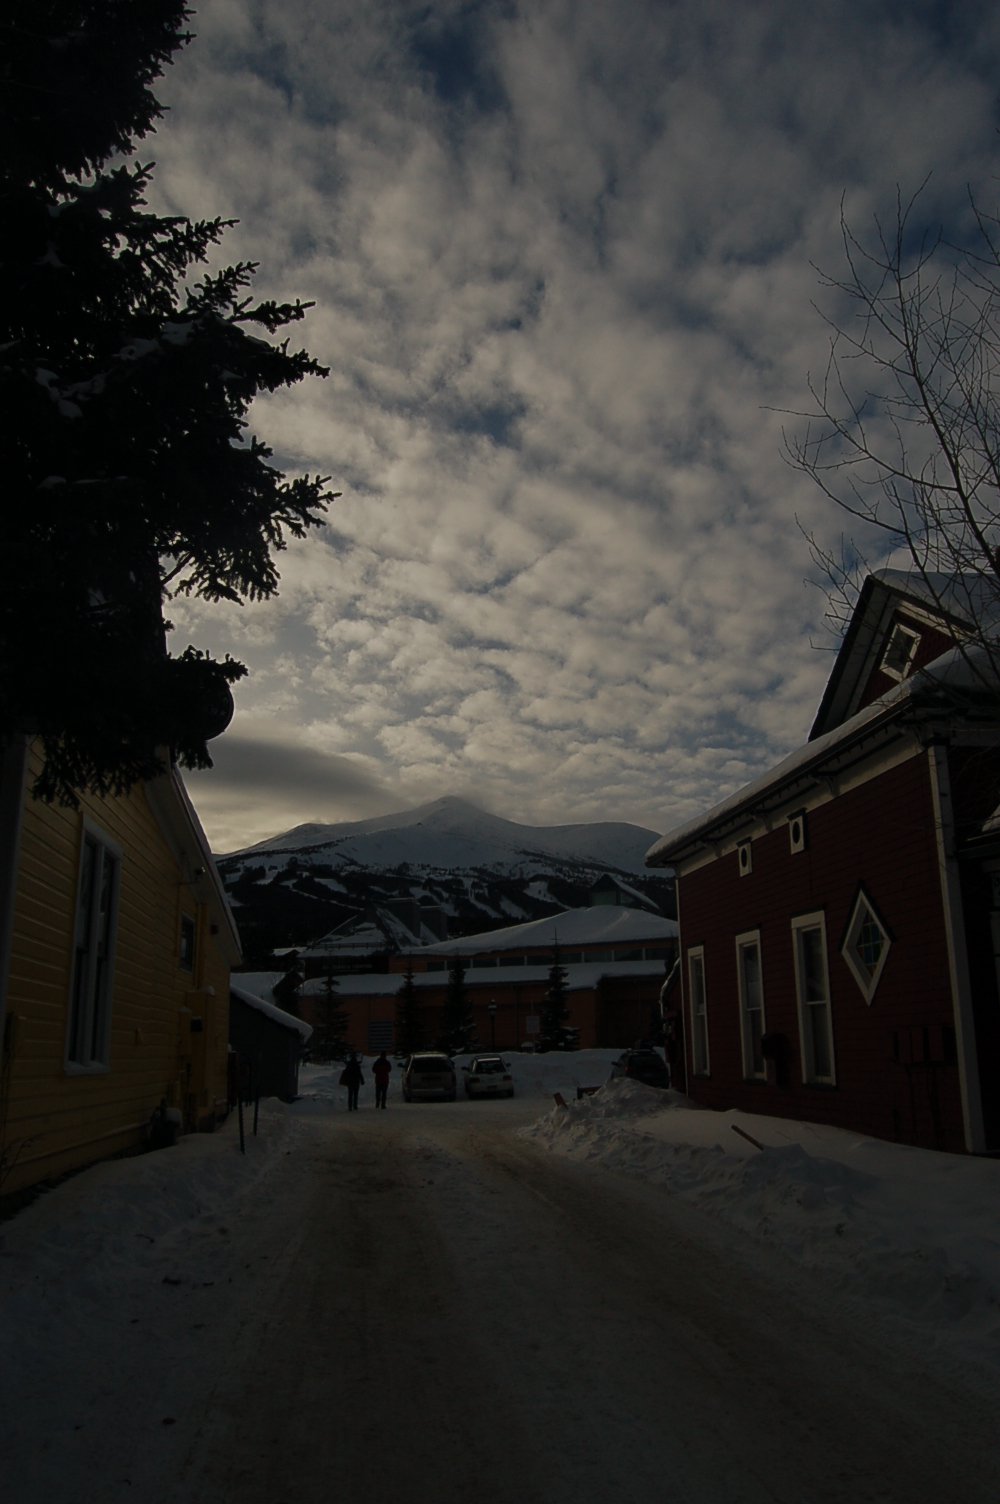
66, 824, 121, 1070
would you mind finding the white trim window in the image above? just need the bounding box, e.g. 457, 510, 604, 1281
791, 912, 835, 1084
842, 889, 891, 1004
881, 621, 921, 681
788, 810, 807, 854
735, 931, 766, 1079
687, 946, 709, 1075
66, 824, 121, 1070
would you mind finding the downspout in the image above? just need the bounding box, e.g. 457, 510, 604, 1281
0, 737, 29, 1060
927, 741, 986, 1154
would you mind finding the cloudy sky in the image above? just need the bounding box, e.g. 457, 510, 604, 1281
146, 0, 1000, 853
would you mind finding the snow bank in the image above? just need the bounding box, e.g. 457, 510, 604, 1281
520, 1075, 1000, 1370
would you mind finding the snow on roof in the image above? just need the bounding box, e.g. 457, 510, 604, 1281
647, 637, 1000, 865
873, 568, 1000, 628
303, 923, 391, 956
414, 906, 677, 956
301, 958, 668, 999
231, 983, 312, 1040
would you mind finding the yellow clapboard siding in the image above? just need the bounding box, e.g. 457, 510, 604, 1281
1, 744, 237, 1196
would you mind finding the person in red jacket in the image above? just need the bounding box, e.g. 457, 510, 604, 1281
372, 1051, 392, 1109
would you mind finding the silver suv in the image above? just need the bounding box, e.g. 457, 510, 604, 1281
401, 1052, 457, 1102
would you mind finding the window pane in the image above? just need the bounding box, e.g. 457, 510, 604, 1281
800, 927, 826, 1002
689, 952, 708, 1074
795, 921, 833, 1082
809, 1001, 832, 1079
740, 944, 761, 1011
739, 941, 764, 1075
67, 831, 119, 1068
856, 916, 883, 973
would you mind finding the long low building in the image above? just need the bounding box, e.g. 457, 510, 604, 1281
299, 906, 678, 1054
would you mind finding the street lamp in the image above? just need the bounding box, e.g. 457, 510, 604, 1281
488, 1000, 497, 1051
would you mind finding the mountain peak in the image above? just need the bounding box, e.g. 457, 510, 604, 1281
217, 797, 673, 961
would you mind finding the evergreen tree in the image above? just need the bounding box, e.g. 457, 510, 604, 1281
539, 947, 575, 1051
312, 971, 350, 1062
437, 954, 475, 1056
395, 964, 425, 1057
1, 3, 336, 803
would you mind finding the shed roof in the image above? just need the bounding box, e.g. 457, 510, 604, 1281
231, 983, 312, 1040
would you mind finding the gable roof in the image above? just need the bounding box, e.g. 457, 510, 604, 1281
144, 766, 242, 963
647, 636, 1000, 868
413, 905, 677, 956
809, 569, 994, 740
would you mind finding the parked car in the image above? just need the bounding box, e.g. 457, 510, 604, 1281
463, 1055, 515, 1098
609, 1047, 670, 1089
401, 1052, 457, 1102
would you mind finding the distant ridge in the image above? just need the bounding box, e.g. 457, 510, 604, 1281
216, 796, 672, 964
225, 795, 658, 873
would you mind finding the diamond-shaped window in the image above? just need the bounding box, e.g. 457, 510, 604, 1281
842, 890, 891, 1004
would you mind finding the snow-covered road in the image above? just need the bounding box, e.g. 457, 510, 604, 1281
4, 1072, 998, 1504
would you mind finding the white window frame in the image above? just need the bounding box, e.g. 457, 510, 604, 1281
687, 946, 709, 1076
788, 810, 807, 854
737, 840, 753, 878
735, 930, 767, 1079
791, 911, 835, 1085
880, 621, 921, 681
841, 889, 891, 1004
65, 822, 121, 1072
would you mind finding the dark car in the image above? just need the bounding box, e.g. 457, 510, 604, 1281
609, 1047, 670, 1089
401, 1052, 457, 1102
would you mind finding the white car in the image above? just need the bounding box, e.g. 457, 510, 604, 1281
463, 1055, 515, 1098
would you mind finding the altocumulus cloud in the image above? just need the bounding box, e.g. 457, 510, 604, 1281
158, 0, 1000, 851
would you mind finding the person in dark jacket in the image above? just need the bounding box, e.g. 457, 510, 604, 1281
341, 1052, 364, 1111
372, 1051, 392, 1108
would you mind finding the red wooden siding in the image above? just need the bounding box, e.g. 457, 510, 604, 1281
856, 614, 957, 714
677, 752, 967, 1151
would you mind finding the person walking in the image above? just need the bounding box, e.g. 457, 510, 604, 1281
340, 1052, 364, 1111
372, 1050, 392, 1109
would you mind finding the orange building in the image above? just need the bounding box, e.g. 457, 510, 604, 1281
300, 906, 677, 1054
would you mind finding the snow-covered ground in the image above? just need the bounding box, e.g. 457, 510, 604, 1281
1, 1049, 999, 1502
3, 1050, 998, 1375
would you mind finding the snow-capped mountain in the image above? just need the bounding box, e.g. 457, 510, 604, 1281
217, 796, 673, 962
226, 795, 659, 872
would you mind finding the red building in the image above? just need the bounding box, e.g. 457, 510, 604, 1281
647, 571, 1000, 1154
301, 906, 678, 1054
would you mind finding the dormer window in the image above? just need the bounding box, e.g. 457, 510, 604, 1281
881, 622, 921, 681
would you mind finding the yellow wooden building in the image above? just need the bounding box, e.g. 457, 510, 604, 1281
0, 739, 241, 1198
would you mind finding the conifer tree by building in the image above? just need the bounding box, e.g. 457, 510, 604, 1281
540, 947, 576, 1050
1, 2, 336, 803
312, 972, 350, 1061
438, 954, 476, 1056
395, 965, 425, 1057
